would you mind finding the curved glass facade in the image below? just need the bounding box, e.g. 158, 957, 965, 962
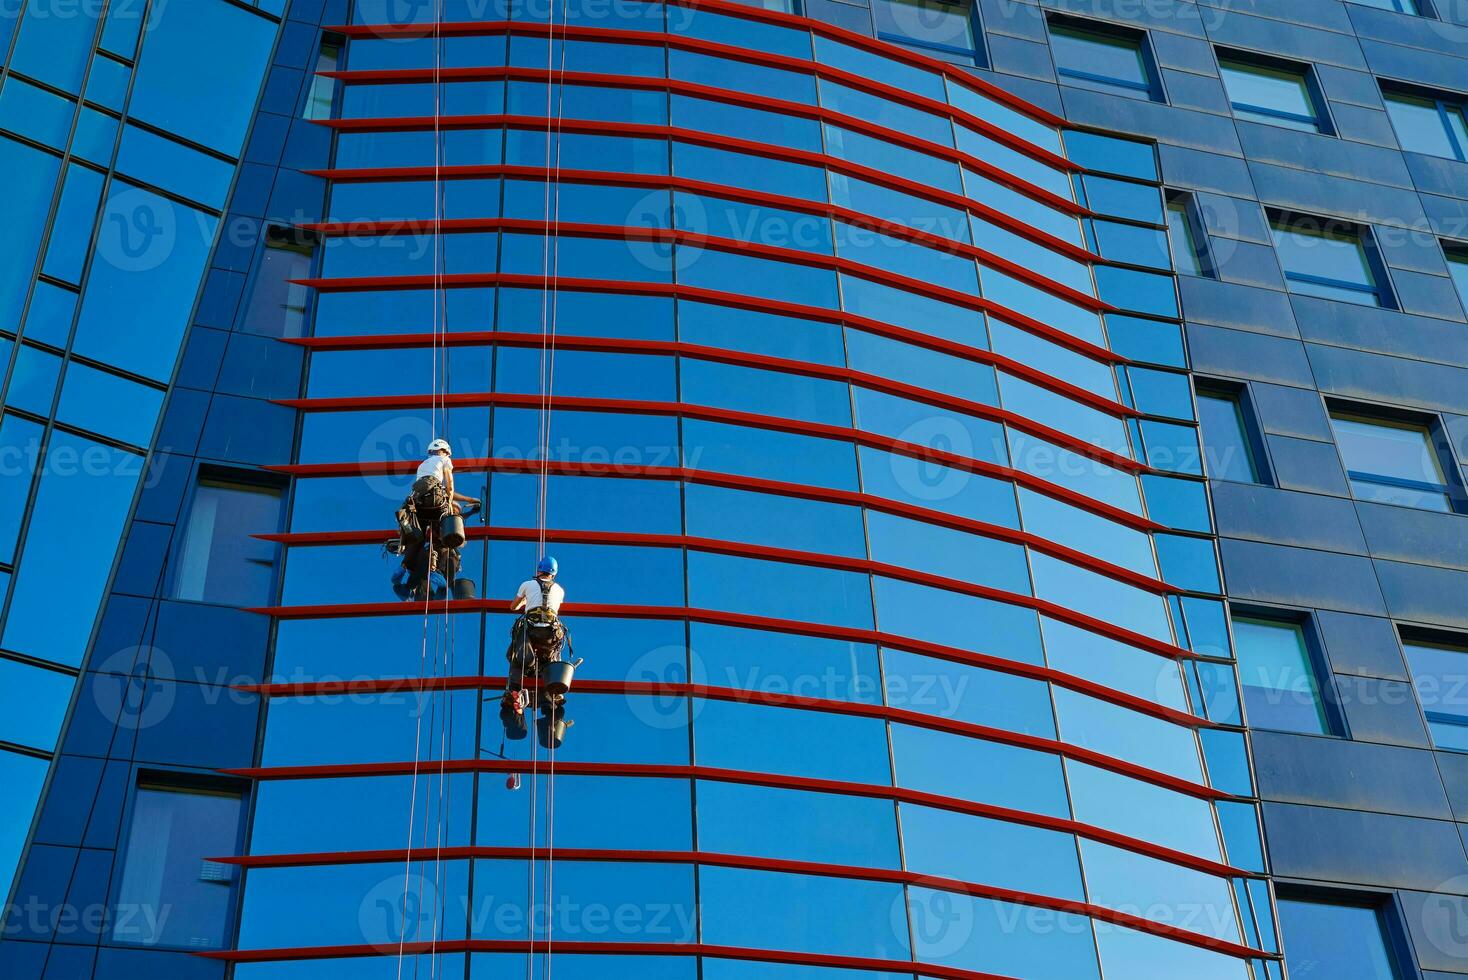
216, 3, 1282, 979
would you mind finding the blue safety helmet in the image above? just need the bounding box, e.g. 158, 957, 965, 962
537, 556, 558, 577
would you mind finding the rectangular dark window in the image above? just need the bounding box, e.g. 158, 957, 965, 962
172, 470, 284, 605
1351, 0, 1422, 13
1196, 384, 1264, 484
873, 0, 982, 66
1328, 406, 1457, 512
1384, 87, 1468, 160
1049, 17, 1159, 101
1402, 630, 1468, 751
1269, 213, 1390, 307
303, 34, 342, 121
1164, 191, 1212, 277
1277, 889, 1408, 980
1449, 244, 1468, 309
112, 779, 244, 949
1219, 51, 1329, 133
240, 225, 316, 338
1232, 614, 1336, 735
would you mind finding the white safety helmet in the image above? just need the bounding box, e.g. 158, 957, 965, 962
427, 438, 451, 456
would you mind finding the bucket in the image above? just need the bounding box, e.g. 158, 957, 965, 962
452, 577, 477, 600
439, 514, 466, 548
542, 659, 576, 698
537, 713, 568, 750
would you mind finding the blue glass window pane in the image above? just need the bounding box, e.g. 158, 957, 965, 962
1054, 687, 1203, 782
1020, 487, 1155, 576
1220, 58, 1321, 133
1277, 897, 1404, 980
509, 131, 663, 172
814, 35, 946, 101
835, 224, 979, 294
1041, 616, 1189, 713
982, 266, 1104, 347
85, 54, 130, 112
702, 868, 909, 958
1201, 730, 1254, 797
684, 483, 866, 558
676, 192, 830, 254
704, 963, 905, 980
1051, 23, 1152, 96
830, 173, 971, 244
1107, 314, 1186, 367
679, 250, 838, 307
1030, 553, 1172, 641
3, 433, 143, 666
876, 576, 1043, 663
507, 80, 665, 124
908, 890, 1101, 980
892, 723, 1069, 816
1329, 411, 1452, 511
1195, 660, 1242, 725
684, 419, 859, 491
841, 275, 985, 346
0, 137, 61, 331
1096, 924, 1251, 980
70, 107, 119, 165
671, 7, 812, 58
1404, 638, 1468, 744
902, 803, 1083, 899
688, 552, 874, 629
0, 78, 75, 149
1449, 249, 1468, 307
884, 649, 1055, 736
0, 749, 49, 900
0, 658, 72, 750
128, 0, 277, 155
1001, 372, 1131, 456
1217, 801, 1265, 874
42, 164, 104, 285
698, 781, 899, 866
1141, 419, 1205, 476
56, 363, 164, 447
113, 782, 244, 948
1182, 597, 1231, 658
1233, 617, 1330, 735
1066, 760, 1222, 859
73, 183, 219, 382
1009, 432, 1144, 514
971, 215, 1093, 295
963, 168, 1079, 244
500, 288, 673, 339
690, 624, 881, 703
956, 126, 1075, 204
1078, 175, 1163, 224
1128, 368, 1194, 420
1094, 265, 1179, 318
116, 125, 236, 209
989, 319, 1115, 398
23, 283, 77, 348
678, 301, 844, 365
10, 0, 97, 92
0, 415, 41, 562
496, 347, 675, 401
1065, 131, 1157, 180
1197, 392, 1260, 483
1385, 91, 1465, 160
953, 86, 1062, 157
7, 345, 61, 416
491, 473, 680, 535
867, 510, 1031, 593
1155, 533, 1221, 593
669, 49, 816, 103
853, 388, 1007, 467
695, 699, 890, 783
857, 445, 1020, 528
680, 359, 851, 425
827, 124, 961, 194
173, 476, 283, 604
253, 775, 475, 854
478, 775, 689, 852
262, 693, 480, 766
873, 0, 980, 63
671, 94, 821, 152
506, 37, 664, 75
820, 79, 952, 146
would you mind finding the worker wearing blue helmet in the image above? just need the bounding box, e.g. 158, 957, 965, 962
501, 556, 568, 738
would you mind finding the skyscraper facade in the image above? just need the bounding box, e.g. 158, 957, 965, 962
0, 0, 1465, 979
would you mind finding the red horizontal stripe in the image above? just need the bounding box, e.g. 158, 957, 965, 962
219, 760, 1241, 873
270, 520, 1172, 594
323, 61, 1080, 220
291, 328, 1131, 418
304, 216, 1105, 314
277, 389, 1145, 477
291, 267, 1119, 369
270, 455, 1158, 533
204, 939, 1015, 977
217, 847, 1268, 959
330, 0, 1071, 158
247, 592, 1189, 660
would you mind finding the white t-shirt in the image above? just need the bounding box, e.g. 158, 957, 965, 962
416, 453, 452, 484
516, 578, 564, 615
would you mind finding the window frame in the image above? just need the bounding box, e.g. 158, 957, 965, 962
1399, 626, 1468, 753
1349, 0, 1429, 15
1194, 379, 1271, 486
872, 0, 988, 67
1268, 210, 1395, 309
1446, 240, 1468, 312
1047, 15, 1163, 102
1382, 84, 1468, 162
1164, 190, 1214, 278
1275, 882, 1418, 980
109, 769, 250, 952
167, 464, 288, 606
303, 32, 345, 121
1325, 399, 1464, 514
1229, 608, 1345, 737
1217, 48, 1333, 135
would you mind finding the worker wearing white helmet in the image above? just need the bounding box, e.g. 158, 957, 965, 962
413, 438, 479, 516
